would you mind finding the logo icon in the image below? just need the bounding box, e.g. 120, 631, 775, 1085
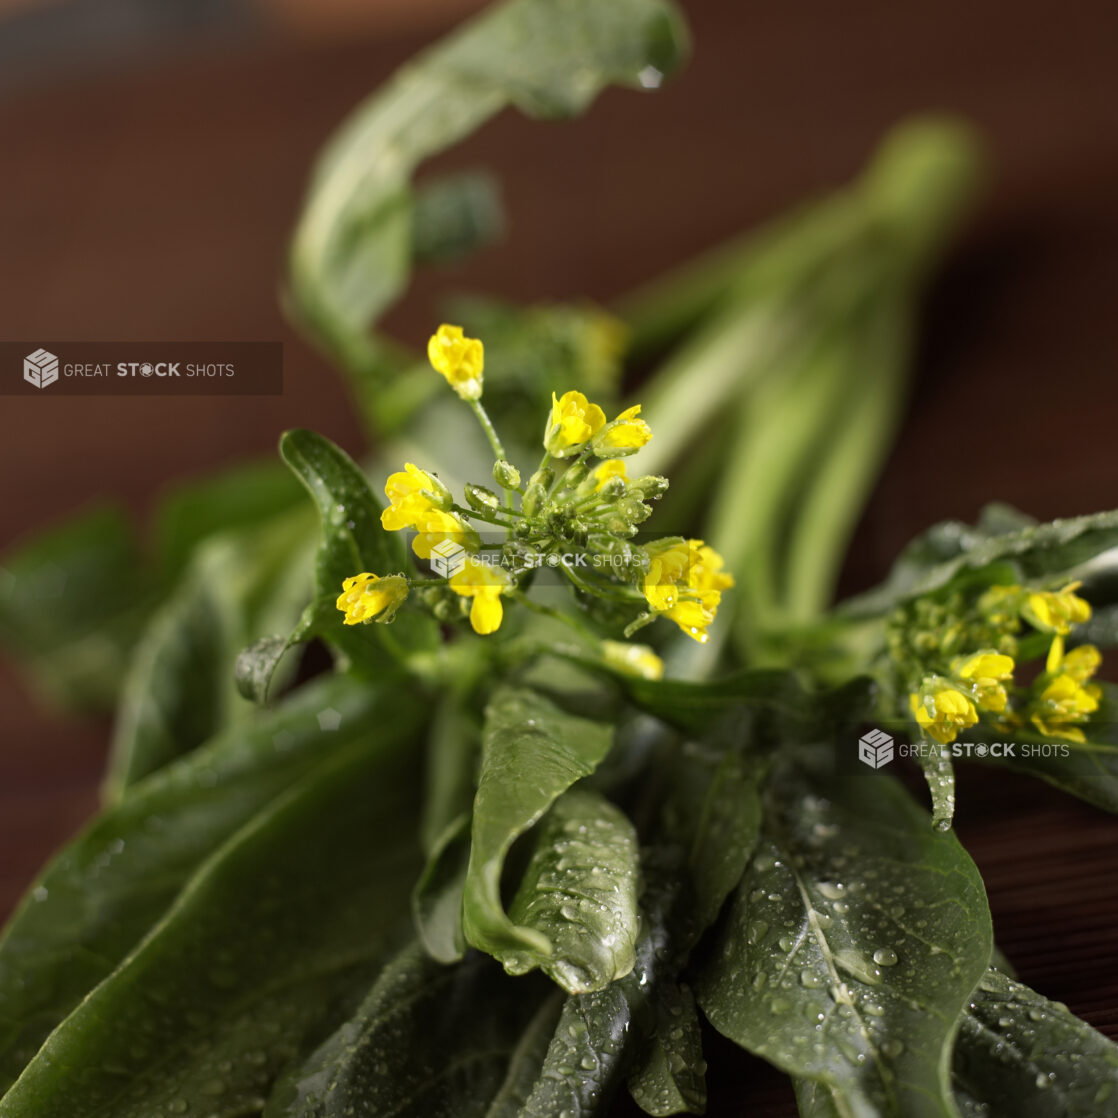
24, 348, 58, 389
858, 728, 894, 769
429, 538, 467, 578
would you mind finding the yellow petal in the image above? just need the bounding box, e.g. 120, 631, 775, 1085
469, 590, 504, 634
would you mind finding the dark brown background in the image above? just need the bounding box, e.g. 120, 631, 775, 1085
2, 1, 1117, 1112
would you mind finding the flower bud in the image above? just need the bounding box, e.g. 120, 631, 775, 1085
522, 480, 549, 518
464, 483, 501, 512
629, 475, 669, 500
492, 459, 521, 490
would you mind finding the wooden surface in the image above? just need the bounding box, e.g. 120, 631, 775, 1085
1, 1, 1117, 1112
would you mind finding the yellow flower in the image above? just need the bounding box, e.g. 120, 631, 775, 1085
642, 539, 734, 643
1031, 673, 1100, 742
601, 640, 664, 681
909, 686, 979, 744
545, 390, 606, 457
449, 556, 511, 635
381, 463, 448, 531
953, 650, 1015, 713
428, 324, 484, 400
410, 510, 479, 561
1023, 581, 1091, 634
591, 460, 627, 491
592, 404, 652, 458
335, 572, 409, 626
1061, 643, 1103, 682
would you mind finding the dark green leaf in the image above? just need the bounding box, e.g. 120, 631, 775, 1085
841, 508, 1118, 619
627, 981, 707, 1116
952, 968, 1118, 1116
265, 943, 548, 1118
279, 428, 437, 670
104, 511, 315, 795
512, 905, 662, 1117
462, 687, 614, 988
0, 674, 417, 1095
0, 708, 423, 1117
505, 789, 641, 992
288, 0, 688, 371
279, 428, 403, 587
411, 812, 470, 964
696, 768, 993, 1118
421, 690, 482, 855
659, 743, 763, 952
0, 504, 156, 711
965, 683, 1118, 813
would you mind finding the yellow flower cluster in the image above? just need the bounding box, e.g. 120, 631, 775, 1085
335, 325, 731, 652
642, 539, 734, 644
908, 580, 1102, 745
544, 391, 651, 459
1031, 640, 1102, 742
380, 463, 479, 560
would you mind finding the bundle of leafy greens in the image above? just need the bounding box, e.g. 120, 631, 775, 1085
3, 2, 1118, 1116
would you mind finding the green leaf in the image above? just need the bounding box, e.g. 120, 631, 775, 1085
952, 968, 1118, 1115
411, 171, 505, 264
505, 789, 641, 993
153, 459, 306, 579
0, 504, 156, 712
660, 743, 763, 952
0, 674, 416, 1095
695, 767, 993, 1118
0, 705, 423, 1117
265, 943, 549, 1118
279, 428, 437, 671
288, 0, 688, 377
462, 687, 614, 988
841, 508, 1118, 619
104, 510, 315, 795
421, 690, 482, 854
963, 683, 1118, 814
510, 907, 662, 1116
627, 981, 707, 1116
279, 428, 403, 587
411, 812, 470, 964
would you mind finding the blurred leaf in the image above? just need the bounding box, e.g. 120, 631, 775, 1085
0, 716, 423, 1118
952, 968, 1118, 1115
411, 812, 470, 964
105, 510, 315, 796
265, 942, 548, 1118
421, 690, 481, 855
506, 789, 641, 993
696, 768, 992, 1118
0, 504, 156, 711
0, 673, 419, 1096
411, 171, 505, 263
841, 508, 1118, 620
967, 681, 1118, 814
153, 460, 306, 580
288, 0, 688, 401
462, 687, 614, 987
